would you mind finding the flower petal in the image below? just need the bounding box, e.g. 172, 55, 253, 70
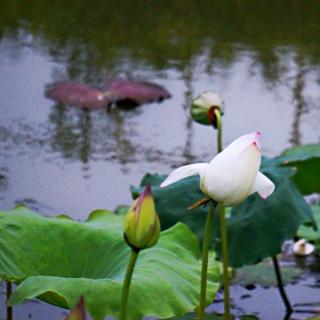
160, 163, 208, 188
192, 91, 224, 111
221, 132, 261, 159
203, 139, 261, 206
251, 171, 275, 199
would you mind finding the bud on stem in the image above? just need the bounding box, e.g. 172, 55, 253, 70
124, 185, 160, 250
191, 91, 224, 127
120, 186, 161, 320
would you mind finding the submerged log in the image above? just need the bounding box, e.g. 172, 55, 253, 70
45, 79, 171, 109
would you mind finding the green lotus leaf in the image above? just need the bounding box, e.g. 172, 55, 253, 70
174, 312, 259, 320
113, 205, 130, 216
0, 206, 220, 320
239, 316, 260, 320
232, 259, 302, 287
131, 157, 314, 268
276, 144, 320, 194
298, 205, 320, 251
174, 312, 225, 320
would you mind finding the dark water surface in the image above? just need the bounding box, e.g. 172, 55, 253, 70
0, 1, 320, 319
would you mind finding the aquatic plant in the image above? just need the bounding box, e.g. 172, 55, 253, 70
120, 186, 160, 320
0, 206, 220, 320
132, 92, 318, 319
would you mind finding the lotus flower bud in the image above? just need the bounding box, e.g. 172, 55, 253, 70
191, 91, 224, 128
124, 186, 160, 250
293, 239, 315, 256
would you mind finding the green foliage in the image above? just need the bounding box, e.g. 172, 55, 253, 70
174, 312, 225, 320
276, 144, 320, 194
114, 205, 130, 216
132, 157, 314, 268
298, 205, 320, 251
0, 206, 220, 320
175, 312, 260, 320
232, 259, 302, 287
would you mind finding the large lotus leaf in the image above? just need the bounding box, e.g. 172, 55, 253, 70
46, 79, 171, 109
215, 160, 315, 267
298, 205, 320, 251
132, 158, 314, 268
232, 259, 302, 288
276, 144, 320, 194
0, 206, 220, 320
101, 79, 171, 105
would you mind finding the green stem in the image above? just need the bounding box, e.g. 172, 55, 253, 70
6, 281, 13, 320
199, 201, 216, 320
214, 108, 231, 319
272, 256, 292, 313
219, 204, 231, 320
119, 248, 140, 320
214, 109, 222, 153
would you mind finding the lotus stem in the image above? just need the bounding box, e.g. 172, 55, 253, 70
219, 204, 231, 320
119, 248, 140, 320
214, 108, 231, 319
6, 281, 13, 320
199, 201, 217, 320
214, 109, 222, 153
272, 256, 292, 313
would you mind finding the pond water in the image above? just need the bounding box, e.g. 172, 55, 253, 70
0, 1, 320, 319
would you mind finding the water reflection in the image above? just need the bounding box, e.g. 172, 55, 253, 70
1, 1, 320, 208
49, 106, 92, 177
290, 61, 307, 146
2, 1, 320, 77
0, 168, 8, 196
49, 104, 83, 160
182, 64, 196, 163
49, 103, 139, 175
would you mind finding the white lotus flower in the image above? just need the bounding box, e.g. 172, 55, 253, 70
160, 132, 275, 207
